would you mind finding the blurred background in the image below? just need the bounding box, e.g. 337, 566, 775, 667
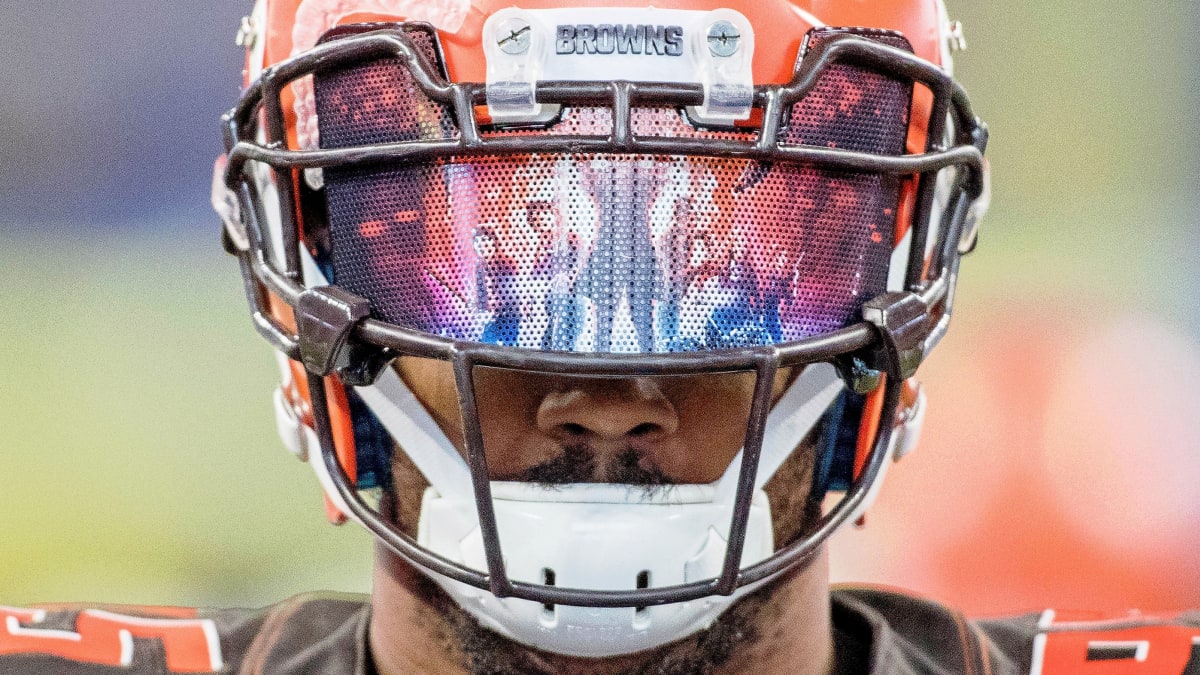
2, 1, 1198, 616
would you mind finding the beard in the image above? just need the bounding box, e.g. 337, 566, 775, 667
383, 428, 824, 674
409, 570, 777, 675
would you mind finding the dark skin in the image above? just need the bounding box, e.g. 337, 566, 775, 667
368, 357, 834, 675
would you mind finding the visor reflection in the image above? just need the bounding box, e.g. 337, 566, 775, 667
313, 29, 911, 352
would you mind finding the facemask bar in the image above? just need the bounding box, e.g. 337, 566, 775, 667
223, 25, 985, 283
304, 335, 900, 608
452, 350, 778, 602
219, 23, 986, 608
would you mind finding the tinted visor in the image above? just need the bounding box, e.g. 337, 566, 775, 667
314, 27, 913, 353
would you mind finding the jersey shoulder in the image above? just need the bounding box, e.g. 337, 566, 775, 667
834, 586, 1200, 675
0, 592, 369, 675
978, 607, 1200, 675
833, 585, 1028, 674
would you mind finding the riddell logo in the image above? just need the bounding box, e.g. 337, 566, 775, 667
555, 24, 685, 56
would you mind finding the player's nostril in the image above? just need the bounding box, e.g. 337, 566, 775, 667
629, 423, 660, 437
561, 423, 588, 437
536, 379, 680, 442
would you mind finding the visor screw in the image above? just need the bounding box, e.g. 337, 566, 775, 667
947, 20, 967, 53
497, 18, 532, 55
235, 15, 258, 49
707, 20, 740, 58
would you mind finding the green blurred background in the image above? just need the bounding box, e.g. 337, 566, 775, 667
2, 1, 1198, 612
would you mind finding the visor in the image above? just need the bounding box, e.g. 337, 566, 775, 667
315, 26, 911, 354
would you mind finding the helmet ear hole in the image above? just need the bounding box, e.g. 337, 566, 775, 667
325, 378, 398, 491
290, 371, 393, 524
346, 388, 393, 491
812, 389, 868, 499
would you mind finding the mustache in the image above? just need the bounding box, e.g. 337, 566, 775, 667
514, 444, 672, 486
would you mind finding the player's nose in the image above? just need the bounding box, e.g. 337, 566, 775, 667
535, 377, 680, 445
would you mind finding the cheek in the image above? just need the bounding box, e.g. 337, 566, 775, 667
660, 373, 756, 482
772, 367, 799, 401
396, 357, 463, 450
397, 359, 560, 477
472, 367, 560, 477
659, 367, 799, 483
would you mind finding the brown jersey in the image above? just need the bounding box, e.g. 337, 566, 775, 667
832, 586, 1200, 674
3, 589, 1198, 674
0, 593, 369, 675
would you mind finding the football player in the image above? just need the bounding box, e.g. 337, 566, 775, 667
4, 0, 1198, 673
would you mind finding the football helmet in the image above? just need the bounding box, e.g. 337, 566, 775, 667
213, 0, 988, 657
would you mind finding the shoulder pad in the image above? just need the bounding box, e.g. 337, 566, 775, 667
0, 604, 223, 673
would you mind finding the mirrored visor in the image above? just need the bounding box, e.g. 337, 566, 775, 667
313, 27, 913, 354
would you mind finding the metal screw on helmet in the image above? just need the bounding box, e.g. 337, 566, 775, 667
707, 20, 740, 58
947, 20, 967, 53
236, 16, 257, 49
496, 19, 532, 55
